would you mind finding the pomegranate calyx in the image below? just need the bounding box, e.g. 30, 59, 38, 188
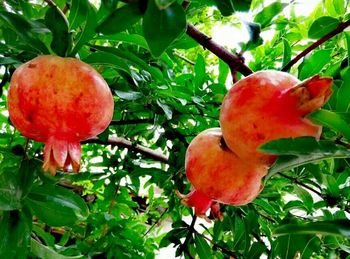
176, 189, 213, 221
286, 75, 333, 116
43, 137, 82, 175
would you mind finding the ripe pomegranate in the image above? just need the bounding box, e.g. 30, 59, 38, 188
220, 70, 332, 164
178, 128, 267, 219
7, 55, 114, 175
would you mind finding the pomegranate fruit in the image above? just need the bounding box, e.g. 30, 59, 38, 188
7, 55, 114, 175
179, 128, 267, 219
220, 70, 332, 164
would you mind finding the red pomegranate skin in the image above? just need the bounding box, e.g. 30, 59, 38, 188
7, 55, 114, 174
181, 128, 267, 218
220, 70, 332, 164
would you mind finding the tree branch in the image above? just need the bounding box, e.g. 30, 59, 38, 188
186, 24, 253, 76
82, 136, 169, 164
282, 19, 350, 72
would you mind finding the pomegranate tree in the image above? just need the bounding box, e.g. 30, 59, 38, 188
220, 70, 332, 164
7, 55, 114, 175
179, 128, 267, 219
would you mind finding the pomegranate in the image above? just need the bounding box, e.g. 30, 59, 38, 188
7, 55, 114, 175
220, 70, 332, 164
179, 128, 267, 219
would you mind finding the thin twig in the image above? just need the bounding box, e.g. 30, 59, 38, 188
278, 172, 323, 197
180, 215, 197, 258
82, 136, 169, 164
173, 51, 195, 65
282, 19, 350, 72
186, 24, 253, 77
143, 208, 169, 237
193, 229, 238, 257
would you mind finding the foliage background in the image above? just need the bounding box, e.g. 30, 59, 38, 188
0, 0, 349, 258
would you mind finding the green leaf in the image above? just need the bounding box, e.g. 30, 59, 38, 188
0, 11, 50, 54
68, 0, 90, 30
194, 235, 211, 259
308, 109, 350, 140
45, 6, 70, 56
336, 67, 350, 112
25, 185, 89, 227
115, 89, 142, 100
253, 198, 276, 214
293, 185, 313, 211
274, 220, 350, 238
18, 159, 39, 199
97, 0, 119, 21
155, 0, 176, 9
69, 3, 97, 56
272, 234, 320, 259
325, 0, 346, 16
260, 137, 350, 178
143, 0, 186, 57
194, 54, 206, 88
213, 0, 252, 16
82, 52, 131, 74
96, 3, 142, 35
91, 45, 164, 81
156, 99, 173, 120
243, 21, 263, 50
0, 209, 32, 258
345, 32, 350, 66
246, 242, 266, 259
0, 56, 22, 65
281, 38, 292, 69
308, 16, 340, 39
0, 170, 23, 210
218, 59, 229, 85
95, 33, 148, 49
254, 2, 287, 28
284, 200, 308, 212
31, 238, 85, 259
298, 49, 332, 80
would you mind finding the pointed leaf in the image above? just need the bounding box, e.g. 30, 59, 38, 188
68, 0, 90, 30
194, 54, 206, 88
213, 0, 252, 16
308, 109, 350, 140
45, 6, 70, 56
30, 238, 85, 259
254, 2, 287, 28
143, 0, 186, 57
96, 3, 142, 35
260, 137, 350, 178
194, 235, 211, 259
298, 49, 332, 80
274, 220, 350, 238
281, 38, 292, 69
0, 11, 50, 54
336, 67, 350, 112
97, 0, 119, 21
0, 209, 32, 258
156, 99, 173, 120
0, 170, 23, 210
82, 52, 131, 74
25, 185, 89, 227
308, 16, 340, 39
69, 4, 97, 56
